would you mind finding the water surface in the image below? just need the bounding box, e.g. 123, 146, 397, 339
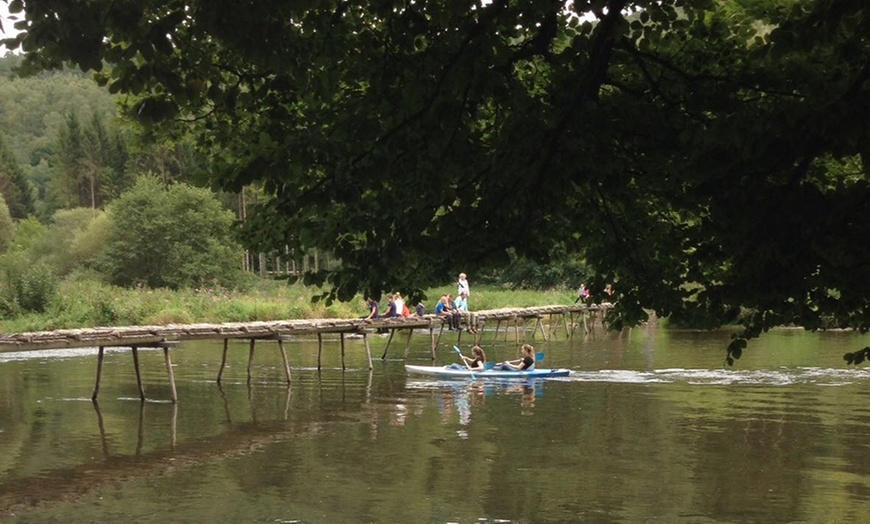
2, 323, 870, 523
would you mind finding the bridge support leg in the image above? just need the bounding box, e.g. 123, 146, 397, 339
403, 329, 413, 359
247, 339, 256, 385
363, 333, 373, 369
340, 332, 346, 370
164, 345, 178, 403
317, 333, 323, 370
132, 346, 146, 401
217, 338, 229, 384
278, 338, 291, 384
92, 345, 105, 402
381, 329, 396, 360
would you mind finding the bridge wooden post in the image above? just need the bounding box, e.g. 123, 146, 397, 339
403, 329, 413, 359
131, 346, 146, 401
363, 332, 373, 369
277, 337, 292, 384
92, 346, 105, 402
380, 329, 396, 360
163, 345, 178, 403
340, 332, 346, 370
533, 316, 547, 341
246, 339, 256, 385
317, 333, 323, 370
217, 338, 229, 384
429, 326, 436, 359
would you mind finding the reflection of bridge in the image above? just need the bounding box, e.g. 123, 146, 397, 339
0, 375, 374, 516
0, 305, 608, 402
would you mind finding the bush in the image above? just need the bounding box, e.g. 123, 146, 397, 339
101, 175, 244, 289
15, 262, 59, 313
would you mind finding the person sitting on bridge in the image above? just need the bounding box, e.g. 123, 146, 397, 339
363, 298, 379, 320
454, 291, 478, 333
382, 293, 397, 317
435, 295, 460, 330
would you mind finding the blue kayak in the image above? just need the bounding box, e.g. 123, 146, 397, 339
405, 364, 571, 379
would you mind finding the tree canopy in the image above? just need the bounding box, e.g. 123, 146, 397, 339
6, 0, 870, 363
101, 176, 243, 289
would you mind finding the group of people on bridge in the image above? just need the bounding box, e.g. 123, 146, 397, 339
363, 273, 477, 333
434, 273, 478, 333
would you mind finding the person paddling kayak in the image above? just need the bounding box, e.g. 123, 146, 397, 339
498, 344, 535, 371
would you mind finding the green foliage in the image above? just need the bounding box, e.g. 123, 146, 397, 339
0, 57, 118, 219
16, 262, 59, 312
101, 175, 243, 289
10, 1, 870, 362
0, 193, 13, 252
0, 251, 59, 314
27, 207, 103, 276
480, 248, 593, 290
52, 110, 130, 209
844, 347, 870, 366
9, 216, 47, 252
0, 132, 35, 218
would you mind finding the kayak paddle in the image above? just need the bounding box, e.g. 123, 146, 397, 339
453, 345, 472, 371
454, 345, 483, 376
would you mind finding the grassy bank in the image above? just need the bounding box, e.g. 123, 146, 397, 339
0, 279, 578, 332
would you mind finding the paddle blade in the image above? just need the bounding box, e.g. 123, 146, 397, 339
536, 352, 545, 362
483, 361, 495, 370
453, 345, 462, 355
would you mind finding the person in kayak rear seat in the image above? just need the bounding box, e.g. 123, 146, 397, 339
499, 344, 536, 371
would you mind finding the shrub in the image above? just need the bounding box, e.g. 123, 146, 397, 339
16, 262, 59, 313
101, 175, 244, 289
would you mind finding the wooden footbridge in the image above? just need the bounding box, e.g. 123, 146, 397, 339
0, 304, 608, 403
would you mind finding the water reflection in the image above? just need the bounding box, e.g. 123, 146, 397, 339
405, 379, 548, 430
6, 327, 870, 523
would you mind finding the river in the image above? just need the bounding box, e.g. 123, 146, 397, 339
2, 322, 870, 523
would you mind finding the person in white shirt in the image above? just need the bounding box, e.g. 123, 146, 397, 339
393, 292, 406, 317
457, 273, 470, 297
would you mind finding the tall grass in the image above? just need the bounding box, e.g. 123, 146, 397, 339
0, 279, 576, 332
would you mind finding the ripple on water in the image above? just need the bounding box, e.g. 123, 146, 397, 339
566, 367, 870, 386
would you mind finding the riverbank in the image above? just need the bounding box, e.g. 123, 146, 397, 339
0, 279, 578, 332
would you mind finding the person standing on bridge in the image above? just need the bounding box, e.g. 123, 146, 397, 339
457, 273, 470, 298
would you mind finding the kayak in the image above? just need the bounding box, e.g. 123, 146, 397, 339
405, 364, 571, 379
